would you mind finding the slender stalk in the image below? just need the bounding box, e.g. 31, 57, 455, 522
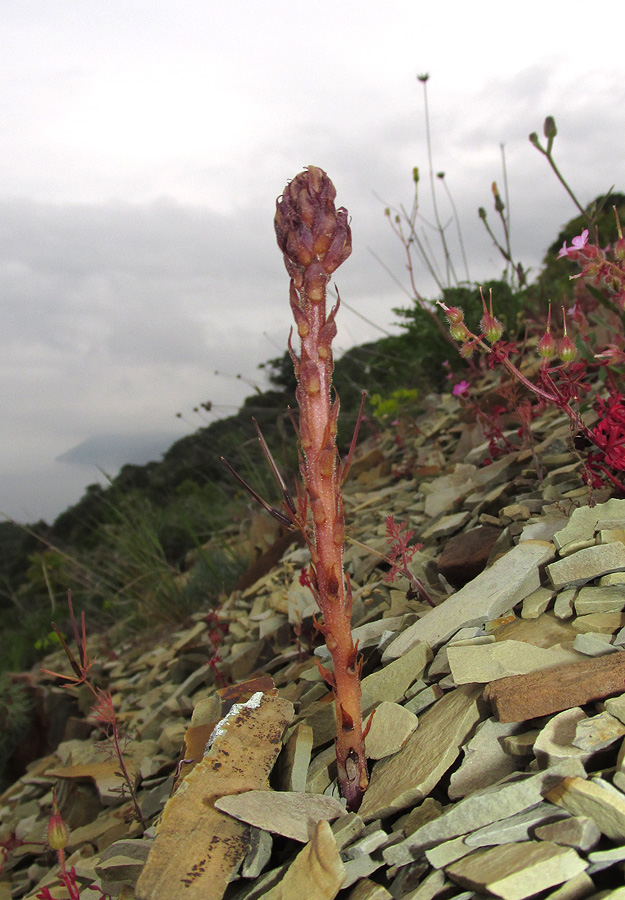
418, 74, 455, 286
275, 167, 368, 810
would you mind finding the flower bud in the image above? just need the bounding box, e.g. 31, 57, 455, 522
47, 798, 69, 851
450, 322, 471, 342
275, 167, 352, 296
491, 182, 504, 214
528, 132, 539, 147
479, 287, 503, 343
558, 335, 577, 364
480, 313, 504, 343
478, 207, 487, 220
543, 116, 557, 140
444, 306, 464, 325
558, 306, 576, 364
412, 167, 419, 185
538, 329, 557, 359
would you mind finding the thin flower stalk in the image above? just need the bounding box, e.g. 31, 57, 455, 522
274, 166, 369, 810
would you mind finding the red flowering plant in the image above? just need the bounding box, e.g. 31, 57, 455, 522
41, 593, 145, 826
439, 221, 625, 495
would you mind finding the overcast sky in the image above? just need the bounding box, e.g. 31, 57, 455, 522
2, 1, 624, 524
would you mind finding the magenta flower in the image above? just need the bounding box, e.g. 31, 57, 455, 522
557, 240, 569, 259
453, 380, 470, 396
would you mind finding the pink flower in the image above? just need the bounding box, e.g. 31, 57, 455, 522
571, 229, 589, 250
557, 240, 570, 259
453, 380, 470, 396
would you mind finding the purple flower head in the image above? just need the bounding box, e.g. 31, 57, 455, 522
453, 380, 470, 396
557, 240, 569, 259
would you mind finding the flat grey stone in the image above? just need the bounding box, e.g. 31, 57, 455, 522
605, 692, 625, 724
545, 774, 625, 841
214, 791, 345, 843
572, 632, 617, 657
383, 541, 555, 654
521, 587, 554, 619
364, 701, 418, 760
449, 717, 521, 800
420, 510, 471, 540
534, 815, 601, 852
447, 640, 580, 684
572, 710, 625, 752
425, 834, 473, 869
445, 840, 588, 900
574, 585, 625, 615
359, 684, 482, 823
384, 760, 586, 865
403, 683, 443, 716
464, 802, 569, 848
533, 708, 591, 769
554, 589, 576, 620
241, 827, 273, 878
547, 543, 625, 589
553, 499, 625, 555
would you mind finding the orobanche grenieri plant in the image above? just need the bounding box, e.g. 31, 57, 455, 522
224, 166, 369, 809
274, 167, 369, 809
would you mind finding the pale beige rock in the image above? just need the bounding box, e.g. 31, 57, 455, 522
359, 684, 482, 823
545, 775, 625, 840
574, 585, 625, 615
572, 632, 617, 657
447, 640, 580, 684
554, 589, 576, 619
214, 791, 345, 843
572, 710, 625, 752
345, 878, 392, 900
534, 871, 595, 900
241, 827, 273, 878
384, 541, 555, 654
605, 692, 625, 725
600, 572, 625, 586
365, 702, 418, 760
553, 498, 625, 555
394, 797, 443, 837
157, 721, 186, 756
572, 612, 625, 633
446, 841, 587, 900
315, 616, 408, 663
464, 802, 569, 848
327, 813, 364, 855
533, 708, 591, 769
402, 868, 447, 900
403, 684, 443, 716
448, 717, 520, 799
360, 642, 432, 714
277, 723, 313, 792
547, 543, 625, 589
421, 463, 478, 518
425, 834, 472, 869
420, 510, 471, 540
534, 815, 601, 852
385, 759, 586, 865
521, 587, 554, 619
261, 820, 345, 900
502, 729, 540, 758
